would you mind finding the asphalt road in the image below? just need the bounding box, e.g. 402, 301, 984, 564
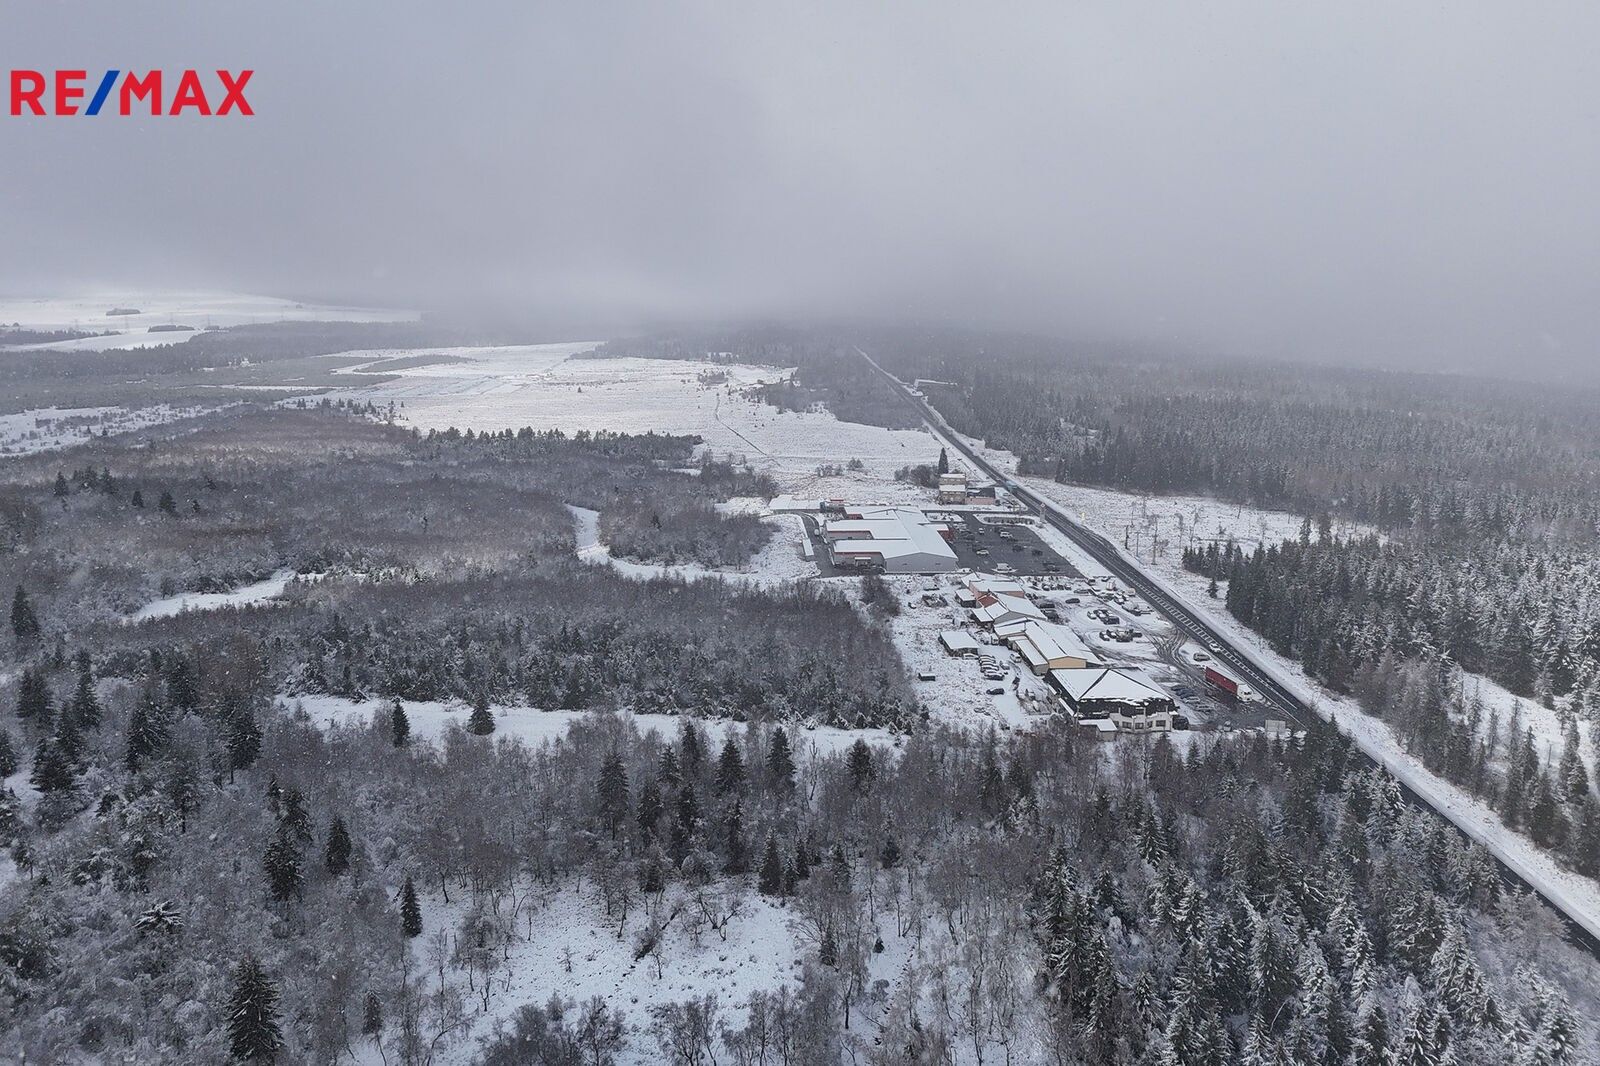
856, 345, 1600, 957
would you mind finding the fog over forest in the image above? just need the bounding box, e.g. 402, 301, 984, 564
5, 2, 1600, 378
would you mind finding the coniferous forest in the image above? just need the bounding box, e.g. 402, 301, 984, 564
0, 389, 1595, 1064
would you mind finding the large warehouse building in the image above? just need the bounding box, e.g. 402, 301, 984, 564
823, 507, 959, 574
1048, 666, 1175, 731
960, 576, 1046, 627
1005, 621, 1101, 674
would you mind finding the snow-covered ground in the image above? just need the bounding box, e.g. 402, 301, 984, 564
290, 697, 1039, 1065
412, 878, 806, 1065
307, 344, 939, 495
287, 695, 901, 763
128, 569, 299, 622
567, 504, 816, 588
878, 576, 1055, 733
0, 404, 215, 457
844, 382, 1600, 935
0, 291, 415, 350
912, 419, 1600, 940
995, 469, 1594, 783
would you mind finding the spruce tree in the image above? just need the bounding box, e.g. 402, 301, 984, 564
325, 816, 352, 876
29, 738, 74, 793
0, 787, 20, 844
658, 746, 680, 787
52, 705, 84, 766
227, 703, 262, 779
227, 955, 285, 1062
724, 800, 748, 875
158, 490, 177, 515
52, 472, 69, 497
597, 750, 630, 840
679, 718, 704, 775
819, 923, 838, 966
10, 586, 39, 644
0, 729, 16, 779
167, 748, 202, 833
70, 652, 100, 731
400, 875, 423, 938
361, 992, 383, 1041
766, 726, 795, 789
670, 782, 699, 862
880, 835, 901, 869
758, 833, 783, 895
637, 777, 663, 843
15, 668, 51, 726
390, 701, 410, 747
1556, 720, 1589, 801
466, 692, 495, 735
937, 447, 949, 474
640, 846, 666, 895
264, 826, 303, 905
715, 736, 745, 796
846, 739, 875, 794
791, 838, 810, 883
125, 681, 169, 773
1393, 1000, 1443, 1066
166, 657, 199, 715
1571, 796, 1600, 878
131, 488, 144, 509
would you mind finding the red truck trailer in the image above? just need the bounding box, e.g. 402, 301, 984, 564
1204, 665, 1256, 701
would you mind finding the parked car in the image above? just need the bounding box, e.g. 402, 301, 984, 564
974, 548, 989, 556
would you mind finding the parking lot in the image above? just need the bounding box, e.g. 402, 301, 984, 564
790, 509, 1080, 579
941, 513, 1080, 577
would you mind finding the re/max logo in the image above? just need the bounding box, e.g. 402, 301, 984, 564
8, 69, 253, 116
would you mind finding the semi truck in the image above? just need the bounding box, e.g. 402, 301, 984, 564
1204, 665, 1257, 702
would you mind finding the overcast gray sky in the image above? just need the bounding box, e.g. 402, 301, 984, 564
4, 1, 1599, 377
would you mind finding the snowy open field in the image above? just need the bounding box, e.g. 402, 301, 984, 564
287, 696, 901, 763
0, 403, 218, 457
0, 291, 415, 350
568, 504, 816, 589
312, 344, 940, 495
128, 569, 298, 622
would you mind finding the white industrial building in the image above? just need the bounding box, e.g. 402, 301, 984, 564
823, 507, 959, 574
939, 630, 983, 656
961, 576, 1046, 627
1005, 621, 1102, 674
